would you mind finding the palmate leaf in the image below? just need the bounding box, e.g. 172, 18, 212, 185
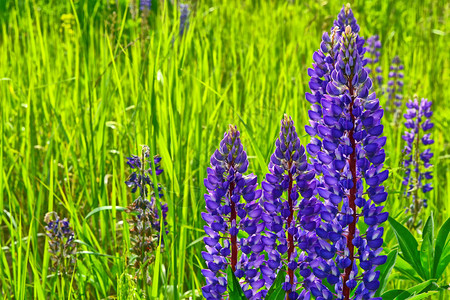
388, 217, 426, 279
381, 280, 437, 300
265, 270, 286, 300
226, 266, 246, 300
432, 217, 450, 279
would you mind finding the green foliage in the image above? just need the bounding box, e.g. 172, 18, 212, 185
265, 270, 286, 300
386, 215, 450, 298
0, 0, 449, 298
226, 267, 247, 299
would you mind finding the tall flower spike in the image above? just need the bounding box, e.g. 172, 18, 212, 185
364, 35, 383, 91
202, 125, 265, 300
306, 25, 388, 300
387, 56, 404, 119
402, 97, 434, 229
125, 145, 168, 283
261, 115, 320, 300
44, 212, 77, 275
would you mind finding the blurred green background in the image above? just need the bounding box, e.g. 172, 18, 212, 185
0, 0, 449, 298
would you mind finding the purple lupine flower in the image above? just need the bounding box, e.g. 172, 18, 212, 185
125, 145, 168, 282
306, 25, 388, 300
261, 115, 321, 300
402, 97, 434, 228
140, 0, 151, 11
364, 35, 383, 89
387, 56, 404, 117
202, 125, 265, 300
179, 3, 190, 37
334, 3, 360, 34
44, 212, 77, 275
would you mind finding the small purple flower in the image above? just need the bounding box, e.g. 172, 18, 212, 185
387, 56, 404, 117
125, 145, 168, 282
334, 3, 360, 34
179, 3, 190, 37
364, 35, 383, 90
140, 0, 151, 11
44, 212, 77, 275
202, 125, 265, 299
402, 97, 434, 228
261, 115, 321, 299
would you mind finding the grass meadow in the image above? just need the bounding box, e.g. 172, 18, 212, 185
1, 0, 450, 299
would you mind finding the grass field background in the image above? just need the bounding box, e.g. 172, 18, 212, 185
1, 0, 449, 298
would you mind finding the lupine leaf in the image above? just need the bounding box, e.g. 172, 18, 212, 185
226, 267, 246, 299
381, 289, 406, 300
375, 249, 398, 297
405, 291, 439, 300
393, 280, 436, 300
265, 270, 286, 300
432, 217, 450, 278
435, 250, 450, 280
420, 213, 434, 279
395, 256, 422, 283
388, 217, 425, 279
84, 206, 127, 220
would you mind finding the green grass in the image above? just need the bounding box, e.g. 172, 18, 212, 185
0, 0, 449, 299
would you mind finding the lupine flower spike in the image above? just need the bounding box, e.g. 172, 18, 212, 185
364, 35, 383, 92
140, 0, 151, 11
202, 125, 265, 300
387, 56, 404, 120
402, 96, 434, 229
261, 115, 320, 300
306, 22, 389, 300
44, 212, 77, 275
125, 145, 168, 283
179, 3, 190, 38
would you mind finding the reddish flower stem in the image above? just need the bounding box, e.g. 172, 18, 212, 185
286, 166, 294, 300
229, 182, 237, 272
343, 79, 357, 300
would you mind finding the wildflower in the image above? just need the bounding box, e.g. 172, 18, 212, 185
44, 212, 77, 275
402, 97, 434, 229
364, 35, 383, 89
306, 24, 388, 300
261, 115, 321, 300
179, 3, 190, 37
201, 125, 265, 299
125, 145, 168, 282
387, 56, 404, 118
140, 0, 151, 11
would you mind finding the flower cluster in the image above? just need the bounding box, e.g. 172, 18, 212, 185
202, 125, 265, 300
387, 56, 404, 117
125, 145, 168, 282
261, 115, 320, 300
364, 35, 383, 90
44, 212, 77, 275
140, 0, 151, 11
306, 20, 389, 300
402, 97, 434, 228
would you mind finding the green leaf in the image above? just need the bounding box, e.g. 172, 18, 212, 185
435, 250, 450, 280
84, 206, 127, 220
420, 213, 434, 279
405, 291, 439, 300
388, 217, 425, 279
395, 256, 422, 283
226, 267, 246, 299
382, 289, 407, 300
266, 270, 286, 300
432, 217, 450, 278
375, 249, 398, 297
394, 280, 435, 300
